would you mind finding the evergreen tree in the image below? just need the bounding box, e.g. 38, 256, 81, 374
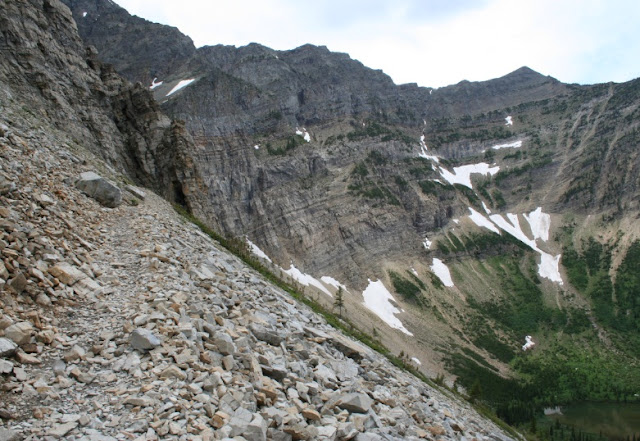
334, 286, 345, 318
469, 378, 482, 403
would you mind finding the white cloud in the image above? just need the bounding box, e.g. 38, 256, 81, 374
114, 0, 640, 87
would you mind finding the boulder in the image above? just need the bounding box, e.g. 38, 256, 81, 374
48, 262, 87, 286
243, 414, 267, 441
0, 338, 18, 357
336, 393, 373, 414
213, 331, 236, 355
4, 322, 33, 346
130, 328, 162, 351
6, 272, 27, 294
76, 172, 122, 208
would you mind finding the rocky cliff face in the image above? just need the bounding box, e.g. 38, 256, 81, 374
0, 0, 200, 205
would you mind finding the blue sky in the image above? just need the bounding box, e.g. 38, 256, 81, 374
114, 0, 640, 88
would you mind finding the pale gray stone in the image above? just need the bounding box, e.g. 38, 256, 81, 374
130, 328, 162, 351
4, 322, 33, 346
76, 172, 122, 208
337, 393, 373, 414
0, 428, 21, 441
213, 331, 235, 355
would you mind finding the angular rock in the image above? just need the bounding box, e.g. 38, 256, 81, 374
6, 272, 27, 294
213, 331, 236, 355
0, 359, 14, 374
130, 328, 162, 351
0, 338, 18, 357
0, 429, 21, 441
15, 350, 41, 364
0, 177, 16, 196
4, 322, 33, 346
250, 324, 284, 346
243, 414, 267, 441
301, 408, 321, 421
159, 365, 187, 380
48, 262, 87, 286
47, 421, 78, 438
76, 172, 122, 208
63, 345, 86, 362
337, 393, 373, 414
125, 185, 146, 200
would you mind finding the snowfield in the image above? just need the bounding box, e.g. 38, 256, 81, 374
362, 280, 413, 335
538, 252, 563, 285
283, 264, 333, 297
522, 335, 535, 351
439, 163, 500, 189
464, 207, 564, 284
468, 207, 501, 234
431, 258, 455, 287
524, 207, 551, 241
491, 140, 522, 150
246, 238, 272, 263
320, 276, 348, 293
166, 79, 195, 96
149, 78, 163, 90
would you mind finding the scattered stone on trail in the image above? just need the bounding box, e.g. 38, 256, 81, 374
0, 114, 515, 441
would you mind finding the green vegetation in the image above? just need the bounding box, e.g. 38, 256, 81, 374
493, 155, 553, 185
563, 237, 640, 357
266, 135, 305, 155
389, 270, 422, 303
347, 120, 414, 145
351, 162, 369, 177
348, 161, 401, 205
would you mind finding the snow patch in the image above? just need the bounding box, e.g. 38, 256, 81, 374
296, 128, 311, 143
166, 79, 195, 96
466, 206, 563, 284
362, 280, 412, 335
489, 213, 538, 250
524, 207, 551, 242
82, 11, 88, 17
491, 140, 522, 150
320, 276, 348, 293
284, 264, 333, 297
538, 252, 563, 285
410, 268, 419, 277
423, 237, 432, 249
505, 116, 513, 126
254, 145, 260, 150
468, 208, 501, 234
438, 163, 499, 189
246, 238, 272, 263
482, 201, 492, 214
430, 258, 454, 287
522, 335, 535, 351
411, 357, 422, 365
150, 78, 163, 90
418, 135, 439, 162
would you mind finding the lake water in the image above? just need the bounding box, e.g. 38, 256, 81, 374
545, 402, 640, 439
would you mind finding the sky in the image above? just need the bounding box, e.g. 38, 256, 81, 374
114, 0, 640, 88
